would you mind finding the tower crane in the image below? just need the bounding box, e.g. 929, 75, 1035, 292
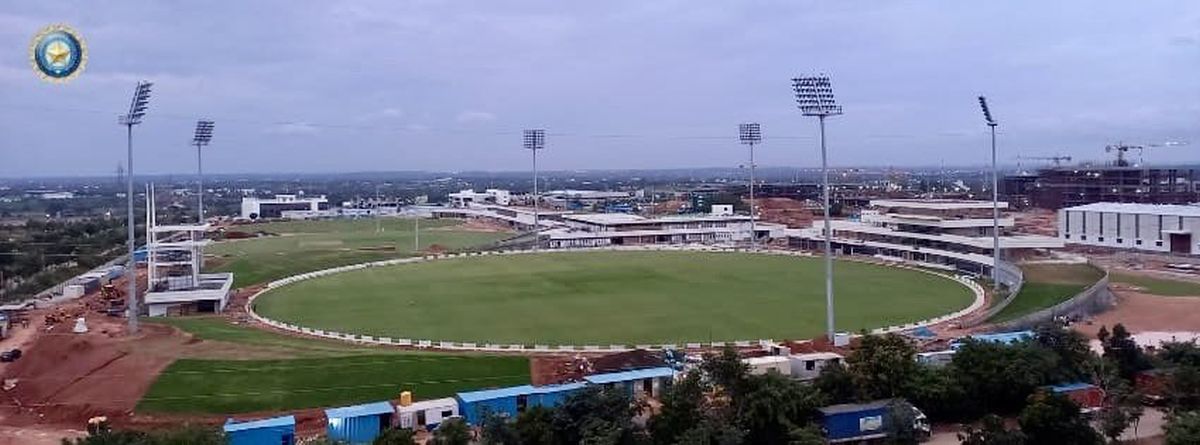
1015, 155, 1073, 167
1106, 141, 1187, 167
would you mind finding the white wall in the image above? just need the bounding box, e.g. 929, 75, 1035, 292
1060, 209, 1200, 254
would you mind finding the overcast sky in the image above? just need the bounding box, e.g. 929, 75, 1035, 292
2, 1, 1198, 177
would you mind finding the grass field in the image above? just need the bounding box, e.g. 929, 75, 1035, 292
141, 317, 531, 413
138, 354, 530, 413
992, 263, 1105, 322
256, 251, 974, 344
1110, 272, 1200, 296
209, 219, 510, 287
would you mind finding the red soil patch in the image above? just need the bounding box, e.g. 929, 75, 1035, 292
1075, 289, 1200, 338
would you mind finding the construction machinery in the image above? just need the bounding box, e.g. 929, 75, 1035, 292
1106, 141, 1187, 167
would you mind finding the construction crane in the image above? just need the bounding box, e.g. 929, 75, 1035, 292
1105, 141, 1187, 167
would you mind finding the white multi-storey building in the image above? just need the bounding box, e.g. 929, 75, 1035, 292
240, 194, 329, 219
449, 189, 512, 207
1059, 203, 1200, 255
790, 199, 1062, 276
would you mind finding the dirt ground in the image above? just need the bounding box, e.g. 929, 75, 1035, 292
752, 197, 816, 228
1075, 288, 1200, 338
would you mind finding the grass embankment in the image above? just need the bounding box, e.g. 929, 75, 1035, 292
142, 317, 531, 414
1110, 272, 1200, 297
209, 219, 510, 287
256, 251, 974, 345
992, 263, 1105, 322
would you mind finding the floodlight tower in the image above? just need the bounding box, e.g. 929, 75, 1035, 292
119, 81, 152, 335
524, 129, 546, 251
739, 123, 762, 250
978, 96, 1000, 292
792, 75, 843, 342
191, 120, 214, 223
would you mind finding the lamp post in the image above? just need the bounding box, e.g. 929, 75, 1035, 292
191, 120, 214, 223
524, 129, 546, 251
118, 81, 152, 335
793, 75, 843, 342
739, 123, 762, 250
978, 96, 1000, 292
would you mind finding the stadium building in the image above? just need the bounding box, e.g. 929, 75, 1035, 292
544, 213, 783, 248
240, 194, 329, 219
1058, 202, 1200, 255
1017, 166, 1198, 209
789, 199, 1062, 276
144, 187, 233, 316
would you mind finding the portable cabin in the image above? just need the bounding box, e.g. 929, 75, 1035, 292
915, 350, 956, 368
788, 352, 844, 380
583, 367, 675, 399
325, 401, 395, 444
396, 397, 458, 430
0, 313, 8, 339
456, 382, 585, 425
744, 356, 791, 376
223, 415, 295, 445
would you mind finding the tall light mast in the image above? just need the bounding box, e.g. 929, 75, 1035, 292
191, 120, 214, 222
793, 75, 843, 342
524, 129, 546, 251
118, 81, 153, 334
739, 123, 762, 250
978, 96, 1000, 293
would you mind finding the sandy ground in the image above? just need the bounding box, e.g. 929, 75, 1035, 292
1075, 289, 1200, 338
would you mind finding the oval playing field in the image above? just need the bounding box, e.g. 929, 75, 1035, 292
254, 251, 975, 345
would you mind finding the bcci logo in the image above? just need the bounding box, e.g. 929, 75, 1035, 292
30, 24, 87, 83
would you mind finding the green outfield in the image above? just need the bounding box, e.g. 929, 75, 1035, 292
209, 219, 510, 287
1111, 272, 1200, 297
255, 251, 975, 345
139, 354, 530, 414
141, 317, 531, 414
991, 263, 1106, 322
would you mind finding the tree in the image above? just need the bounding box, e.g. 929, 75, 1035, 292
700, 346, 750, 397
952, 340, 1059, 416
904, 365, 969, 422
845, 334, 918, 401
514, 406, 557, 445
551, 386, 646, 445
373, 427, 417, 445
62, 425, 224, 445
479, 411, 517, 445
1094, 362, 1144, 443
1034, 324, 1095, 382
1018, 393, 1102, 445
1169, 365, 1200, 411
648, 372, 706, 444
431, 417, 473, 445
812, 361, 855, 405
734, 372, 825, 445
957, 415, 1026, 445
1160, 341, 1200, 368
1166, 411, 1200, 445
1101, 324, 1151, 381
885, 400, 922, 445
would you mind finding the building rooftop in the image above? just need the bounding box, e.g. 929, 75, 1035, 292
223, 415, 295, 433
325, 401, 395, 419
456, 382, 587, 403
584, 367, 675, 385
871, 199, 1010, 210
1049, 382, 1097, 393
1062, 202, 1200, 217
818, 399, 894, 415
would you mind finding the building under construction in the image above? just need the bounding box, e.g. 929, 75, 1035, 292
1007, 166, 1198, 210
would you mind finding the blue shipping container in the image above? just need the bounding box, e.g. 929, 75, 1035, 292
224, 415, 295, 445
819, 400, 892, 443
456, 382, 585, 425
325, 401, 394, 444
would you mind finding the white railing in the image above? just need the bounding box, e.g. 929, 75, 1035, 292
246, 245, 985, 352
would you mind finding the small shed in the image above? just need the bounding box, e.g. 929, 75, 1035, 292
584, 367, 675, 399
952, 330, 1033, 349
223, 415, 295, 445
456, 382, 586, 425
396, 397, 459, 430
915, 350, 956, 368
789, 352, 844, 380
325, 401, 395, 444
744, 356, 791, 376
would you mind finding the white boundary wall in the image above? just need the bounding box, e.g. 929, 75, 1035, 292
245, 245, 986, 353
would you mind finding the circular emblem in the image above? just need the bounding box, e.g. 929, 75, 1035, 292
29, 24, 87, 83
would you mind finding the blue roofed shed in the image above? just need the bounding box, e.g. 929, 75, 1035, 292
224, 415, 295, 445
456, 382, 585, 425
325, 401, 394, 444
584, 367, 675, 399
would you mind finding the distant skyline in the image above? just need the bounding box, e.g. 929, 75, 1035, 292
2, 1, 1198, 177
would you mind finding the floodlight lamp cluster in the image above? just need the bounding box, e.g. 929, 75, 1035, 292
121, 81, 153, 126
978, 96, 997, 127
792, 75, 842, 117
523, 129, 545, 151
739, 123, 761, 145
193, 120, 215, 146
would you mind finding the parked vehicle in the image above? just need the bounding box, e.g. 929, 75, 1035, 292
0, 349, 22, 362
818, 399, 930, 443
